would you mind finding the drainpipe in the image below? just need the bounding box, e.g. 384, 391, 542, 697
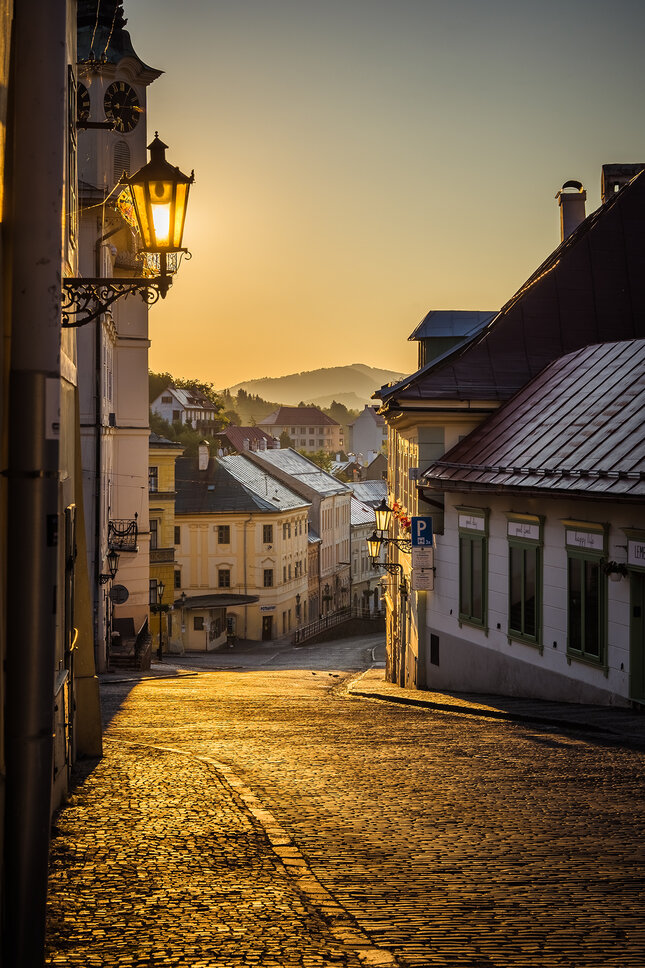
4, 1, 68, 963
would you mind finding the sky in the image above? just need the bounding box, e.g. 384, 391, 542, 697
125, 0, 645, 389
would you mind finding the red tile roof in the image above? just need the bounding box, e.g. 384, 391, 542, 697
259, 407, 340, 427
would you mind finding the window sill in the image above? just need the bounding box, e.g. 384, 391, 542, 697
458, 616, 488, 636
566, 649, 608, 677
508, 633, 543, 655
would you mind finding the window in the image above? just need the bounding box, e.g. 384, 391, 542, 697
263, 569, 274, 587
150, 518, 159, 550
565, 522, 607, 664
194, 616, 204, 631
174, 525, 181, 545
309, 427, 315, 434
218, 569, 231, 588
507, 516, 542, 646
457, 508, 488, 629
218, 525, 230, 545
149, 579, 158, 605
161, 395, 172, 404
263, 524, 273, 544
309, 439, 315, 447
174, 570, 181, 589
283, 566, 287, 583
148, 466, 158, 492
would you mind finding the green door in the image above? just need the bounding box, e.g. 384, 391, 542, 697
630, 574, 645, 703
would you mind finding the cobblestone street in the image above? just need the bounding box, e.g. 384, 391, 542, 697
46, 635, 645, 967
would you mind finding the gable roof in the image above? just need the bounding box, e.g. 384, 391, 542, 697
350, 480, 388, 506
153, 385, 219, 412
419, 339, 645, 501
378, 168, 645, 406
244, 448, 350, 497
219, 455, 310, 511
259, 406, 340, 427
214, 426, 276, 453
175, 457, 284, 514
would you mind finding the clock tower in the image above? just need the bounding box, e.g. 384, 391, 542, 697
77, 2, 162, 670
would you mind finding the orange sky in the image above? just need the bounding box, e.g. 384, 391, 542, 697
126, 0, 645, 390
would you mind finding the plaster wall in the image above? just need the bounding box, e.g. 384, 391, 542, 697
423, 492, 642, 705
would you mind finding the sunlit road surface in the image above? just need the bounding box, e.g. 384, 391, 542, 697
47, 635, 645, 967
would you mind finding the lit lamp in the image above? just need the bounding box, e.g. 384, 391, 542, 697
63, 134, 194, 325
374, 499, 393, 534
367, 530, 383, 562
123, 134, 194, 276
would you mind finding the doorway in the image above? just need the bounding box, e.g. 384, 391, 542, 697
630, 573, 645, 703
262, 615, 273, 640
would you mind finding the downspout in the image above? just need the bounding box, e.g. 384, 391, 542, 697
5, 2, 67, 963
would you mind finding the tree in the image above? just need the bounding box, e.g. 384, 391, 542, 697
300, 449, 333, 473
149, 370, 174, 403
280, 430, 293, 449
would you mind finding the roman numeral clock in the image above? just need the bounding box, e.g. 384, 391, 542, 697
103, 80, 142, 133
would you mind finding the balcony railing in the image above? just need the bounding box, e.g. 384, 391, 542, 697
108, 514, 138, 552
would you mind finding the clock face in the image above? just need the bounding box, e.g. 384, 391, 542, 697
104, 81, 141, 133
77, 83, 90, 124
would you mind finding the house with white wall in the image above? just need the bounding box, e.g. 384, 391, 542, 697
418, 339, 645, 707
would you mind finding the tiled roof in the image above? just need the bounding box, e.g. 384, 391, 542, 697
215, 426, 276, 453
149, 432, 182, 448
350, 480, 388, 506
378, 169, 645, 405
259, 406, 340, 427
219, 455, 310, 511
419, 340, 645, 500
175, 458, 280, 514
246, 448, 350, 497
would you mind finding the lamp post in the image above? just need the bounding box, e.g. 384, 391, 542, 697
99, 549, 120, 668
154, 580, 166, 662
62, 134, 194, 326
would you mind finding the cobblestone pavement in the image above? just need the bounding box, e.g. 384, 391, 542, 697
46, 635, 645, 967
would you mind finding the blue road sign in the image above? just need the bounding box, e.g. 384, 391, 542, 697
411, 516, 433, 547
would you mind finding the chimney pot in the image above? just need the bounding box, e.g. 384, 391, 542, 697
198, 440, 209, 471
556, 180, 586, 242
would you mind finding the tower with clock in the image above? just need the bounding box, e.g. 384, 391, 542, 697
77, 1, 163, 670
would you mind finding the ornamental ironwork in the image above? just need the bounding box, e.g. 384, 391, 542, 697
108, 515, 138, 552
62, 276, 172, 327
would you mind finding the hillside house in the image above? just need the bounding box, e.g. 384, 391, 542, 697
258, 406, 343, 454
151, 385, 221, 434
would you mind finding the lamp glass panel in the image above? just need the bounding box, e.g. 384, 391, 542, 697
374, 501, 392, 533
367, 533, 382, 559
172, 182, 189, 248
131, 183, 153, 247
149, 180, 173, 247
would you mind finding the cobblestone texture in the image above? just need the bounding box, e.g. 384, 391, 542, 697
46, 637, 645, 967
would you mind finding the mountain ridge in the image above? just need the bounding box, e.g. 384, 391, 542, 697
221, 364, 406, 410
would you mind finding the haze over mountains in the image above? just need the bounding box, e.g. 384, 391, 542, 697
223, 364, 407, 410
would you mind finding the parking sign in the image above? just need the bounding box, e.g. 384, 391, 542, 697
411, 516, 433, 547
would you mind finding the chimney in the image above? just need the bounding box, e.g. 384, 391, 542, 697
260, 437, 267, 451
243, 438, 250, 451
556, 180, 586, 242
198, 440, 209, 472
601, 163, 645, 205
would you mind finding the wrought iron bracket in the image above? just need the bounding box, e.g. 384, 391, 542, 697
389, 536, 412, 553
99, 574, 111, 585
371, 559, 408, 598
62, 275, 173, 327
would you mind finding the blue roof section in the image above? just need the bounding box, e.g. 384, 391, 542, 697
407, 310, 497, 342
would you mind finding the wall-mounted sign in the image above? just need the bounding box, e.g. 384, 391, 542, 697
508, 521, 540, 541
260, 604, 275, 612
411, 516, 433, 546
411, 546, 434, 591
628, 540, 645, 570
110, 584, 129, 604
458, 513, 485, 532
566, 530, 603, 552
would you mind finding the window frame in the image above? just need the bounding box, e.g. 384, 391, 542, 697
263, 524, 273, 544
456, 507, 489, 632
506, 514, 543, 651
218, 568, 231, 588
564, 520, 608, 670
217, 524, 231, 545
263, 568, 274, 587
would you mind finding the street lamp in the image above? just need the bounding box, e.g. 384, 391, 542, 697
99, 549, 120, 668
155, 580, 166, 662
374, 499, 392, 533
62, 134, 194, 326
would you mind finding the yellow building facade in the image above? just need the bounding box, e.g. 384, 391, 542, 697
148, 434, 184, 650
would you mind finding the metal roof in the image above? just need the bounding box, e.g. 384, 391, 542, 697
247, 448, 350, 497
219, 455, 311, 511
350, 480, 388, 506
175, 458, 284, 514
419, 340, 645, 501
351, 497, 376, 527
378, 168, 645, 405
407, 310, 497, 342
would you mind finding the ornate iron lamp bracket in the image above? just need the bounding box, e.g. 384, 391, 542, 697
389, 536, 412, 553
62, 275, 173, 327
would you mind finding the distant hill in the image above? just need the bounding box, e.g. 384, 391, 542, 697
223, 364, 406, 410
